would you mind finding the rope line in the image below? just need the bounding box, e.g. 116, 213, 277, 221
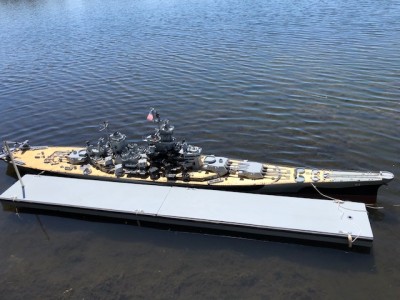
311, 183, 383, 211
310, 183, 345, 203
311, 184, 366, 248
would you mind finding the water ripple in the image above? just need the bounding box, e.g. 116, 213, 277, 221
1, 0, 400, 298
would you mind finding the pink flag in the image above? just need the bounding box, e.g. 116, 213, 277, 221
147, 112, 154, 121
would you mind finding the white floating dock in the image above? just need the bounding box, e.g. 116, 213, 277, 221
0, 175, 373, 249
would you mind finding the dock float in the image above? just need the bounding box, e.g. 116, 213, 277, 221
0, 175, 373, 250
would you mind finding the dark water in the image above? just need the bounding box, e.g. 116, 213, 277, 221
1, 0, 399, 298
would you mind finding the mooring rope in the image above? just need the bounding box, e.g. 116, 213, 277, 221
311, 183, 383, 210
311, 184, 369, 248
12, 196, 21, 220
310, 183, 345, 203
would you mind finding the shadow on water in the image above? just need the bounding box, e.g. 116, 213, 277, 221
368, 208, 386, 222
1, 204, 377, 271
5, 163, 18, 178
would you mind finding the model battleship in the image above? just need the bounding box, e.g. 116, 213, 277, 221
0, 109, 394, 203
